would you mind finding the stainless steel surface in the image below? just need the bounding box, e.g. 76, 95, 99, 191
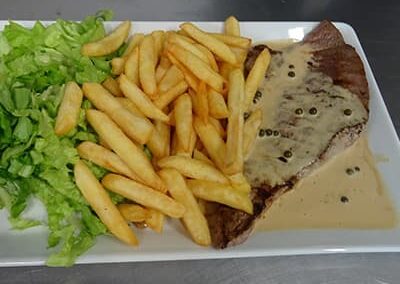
1, 0, 399, 283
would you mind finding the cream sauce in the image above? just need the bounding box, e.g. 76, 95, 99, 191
256, 136, 396, 230
244, 42, 368, 187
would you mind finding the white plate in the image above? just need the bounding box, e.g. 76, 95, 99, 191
0, 21, 399, 267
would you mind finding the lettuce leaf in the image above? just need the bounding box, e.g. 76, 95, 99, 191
0, 11, 116, 266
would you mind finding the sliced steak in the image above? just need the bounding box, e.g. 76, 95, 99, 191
207, 21, 369, 248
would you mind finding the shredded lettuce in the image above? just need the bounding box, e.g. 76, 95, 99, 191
0, 10, 119, 266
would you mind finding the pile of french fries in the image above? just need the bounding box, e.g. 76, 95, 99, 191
55, 16, 271, 247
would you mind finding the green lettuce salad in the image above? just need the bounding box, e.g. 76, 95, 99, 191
0, 10, 125, 266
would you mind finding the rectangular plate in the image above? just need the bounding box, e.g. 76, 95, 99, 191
0, 21, 399, 267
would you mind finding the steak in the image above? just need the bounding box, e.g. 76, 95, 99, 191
206, 20, 369, 248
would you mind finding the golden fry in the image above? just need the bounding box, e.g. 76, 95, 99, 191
193, 81, 209, 123
124, 47, 140, 85
159, 169, 211, 246
119, 74, 169, 121
168, 44, 224, 92
77, 141, 139, 181
244, 48, 271, 110
147, 120, 171, 159
224, 16, 240, 36
122, 33, 145, 57
167, 52, 199, 91
81, 21, 131, 57
118, 204, 149, 223
158, 65, 184, 93
208, 117, 226, 138
193, 149, 214, 165
207, 33, 251, 49
111, 57, 126, 75
174, 94, 193, 152
74, 160, 138, 246
193, 116, 226, 170
86, 110, 165, 192
139, 35, 157, 98
194, 43, 219, 72
145, 209, 164, 233
102, 76, 123, 97
157, 155, 229, 184
54, 81, 83, 136
155, 56, 172, 83
168, 33, 209, 63
208, 88, 229, 119
115, 97, 146, 118
152, 30, 165, 60
228, 172, 251, 194
102, 174, 185, 218
225, 69, 245, 174
187, 179, 253, 214
83, 82, 153, 144
180, 23, 237, 65
154, 81, 188, 110
243, 109, 262, 158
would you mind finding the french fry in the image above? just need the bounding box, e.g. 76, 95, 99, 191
193, 116, 226, 170
168, 33, 209, 63
83, 82, 153, 144
111, 57, 126, 75
122, 33, 145, 57
219, 62, 233, 81
233, 47, 248, 65
147, 120, 171, 159
174, 94, 193, 152
193, 149, 213, 165
225, 69, 245, 174
207, 33, 251, 49
102, 76, 123, 97
139, 35, 157, 98
77, 141, 140, 181
154, 81, 188, 110
152, 30, 165, 60
243, 109, 262, 158
192, 81, 208, 123
194, 43, 219, 72
54, 81, 83, 136
124, 47, 140, 85
180, 23, 237, 65
115, 97, 146, 118
187, 179, 253, 214
244, 48, 271, 110
118, 204, 149, 223
167, 109, 176, 126
158, 65, 184, 93
74, 160, 138, 246
102, 174, 185, 218
145, 209, 164, 233
119, 74, 169, 121
167, 44, 224, 93
167, 52, 199, 91
99, 136, 112, 150
224, 16, 240, 36
208, 89, 229, 119
172, 128, 196, 157
81, 21, 131, 56
157, 155, 229, 184
159, 169, 211, 246
208, 117, 226, 138
155, 56, 171, 83
86, 110, 166, 192
228, 173, 251, 194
